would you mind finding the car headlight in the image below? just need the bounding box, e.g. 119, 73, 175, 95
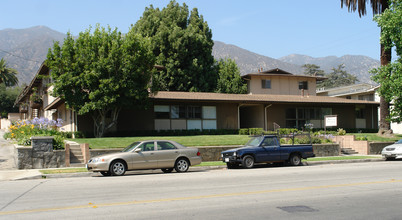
91, 158, 105, 163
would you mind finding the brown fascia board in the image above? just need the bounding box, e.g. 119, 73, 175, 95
14, 61, 49, 105
44, 97, 63, 111
151, 91, 379, 106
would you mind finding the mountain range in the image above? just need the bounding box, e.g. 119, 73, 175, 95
0, 26, 380, 85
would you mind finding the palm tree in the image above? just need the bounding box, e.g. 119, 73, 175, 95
341, 0, 392, 134
0, 58, 18, 87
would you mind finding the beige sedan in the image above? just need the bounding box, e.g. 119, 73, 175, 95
86, 140, 202, 176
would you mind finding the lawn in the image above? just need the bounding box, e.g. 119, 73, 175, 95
350, 133, 402, 142
70, 135, 250, 149
69, 133, 402, 149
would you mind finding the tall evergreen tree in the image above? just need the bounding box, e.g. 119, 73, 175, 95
134, 1, 217, 92
320, 64, 358, 89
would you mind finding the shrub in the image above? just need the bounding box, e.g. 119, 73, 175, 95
239, 128, 249, 135
248, 128, 264, 135
337, 128, 347, 136
6, 117, 66, 149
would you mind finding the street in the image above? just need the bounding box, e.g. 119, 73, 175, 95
0, 161, 401, 219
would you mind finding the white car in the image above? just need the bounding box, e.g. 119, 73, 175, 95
382, 139, 402, 160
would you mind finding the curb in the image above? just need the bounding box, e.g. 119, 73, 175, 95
14, 158, 386, 180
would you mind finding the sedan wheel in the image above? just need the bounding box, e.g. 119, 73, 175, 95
110, 160, 126, 176
161, 168, 173, 173
175, 158, 189, 173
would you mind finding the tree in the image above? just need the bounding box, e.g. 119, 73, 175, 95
302, 64, 325, 88
46, 25, 157, 138
319, 64, 358, 89
215, 58, 247, 94
341, 0, 392, 133
302, 64, 325, 76
372, 0, 402, 123
0, 84, 21, 118
0, 58, 18, 87
133, 0, 217, 92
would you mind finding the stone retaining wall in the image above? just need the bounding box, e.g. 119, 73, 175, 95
14, 136, 65, 169
313, 144, 340, 157
369, 142, 393, 155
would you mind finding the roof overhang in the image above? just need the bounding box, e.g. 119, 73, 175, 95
151, 91, 379, 106
44, 97, 64, 111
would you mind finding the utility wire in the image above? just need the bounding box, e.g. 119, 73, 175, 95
0, 48, 42, 64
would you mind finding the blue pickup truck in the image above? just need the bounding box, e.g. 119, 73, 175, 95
221, 135, 315, 169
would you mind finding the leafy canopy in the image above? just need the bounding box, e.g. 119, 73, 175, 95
372, 0, 402, 123
215, 58, 247, 94
46, 25, 157, 137
133, 0, 217, 92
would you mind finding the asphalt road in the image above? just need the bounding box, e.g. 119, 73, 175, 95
0, 161, 401, 219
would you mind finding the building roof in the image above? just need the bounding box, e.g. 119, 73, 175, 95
242, 68, 327, 81
14, 62, 49, 106
316, 83, 379, 97
152, 91, 379, 105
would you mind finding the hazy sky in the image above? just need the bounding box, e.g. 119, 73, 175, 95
1, 0, 381, 60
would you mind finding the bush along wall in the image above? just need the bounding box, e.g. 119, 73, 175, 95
4, 117, 66, 149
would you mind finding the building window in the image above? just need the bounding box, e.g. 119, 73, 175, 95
261, 80, 271, 89
202, 106, 216, 119
171, 105, 186, 119
298, 81, 308, 90
187, 106, 202, 119
154, 105, 170, 119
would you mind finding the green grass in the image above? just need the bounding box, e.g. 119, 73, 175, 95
70, 135, 250, 149
195, 161, 226, 166
350, 133, 402, 142
40, 168, 89, 174
303, 156, 379, 161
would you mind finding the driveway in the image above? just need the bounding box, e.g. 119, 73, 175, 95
0, 129, 16, 170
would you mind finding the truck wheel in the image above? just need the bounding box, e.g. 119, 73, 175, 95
289, 154, 301, 166
242, 155, 255, 168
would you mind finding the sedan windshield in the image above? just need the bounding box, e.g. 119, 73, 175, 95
246, 136, 264, 147
122, 142, 141, 152
396, 139, 402, 144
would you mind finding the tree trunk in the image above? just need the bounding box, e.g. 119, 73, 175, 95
92, 108, 121, 138
378, 15, 392, 134
378, 0, 392, 135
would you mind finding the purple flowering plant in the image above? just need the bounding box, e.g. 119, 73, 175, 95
6, 117, 65, 147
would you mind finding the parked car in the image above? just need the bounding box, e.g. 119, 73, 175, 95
221, 135, 315, 169
86, 140, 202, 176
381, 139, 402, 161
